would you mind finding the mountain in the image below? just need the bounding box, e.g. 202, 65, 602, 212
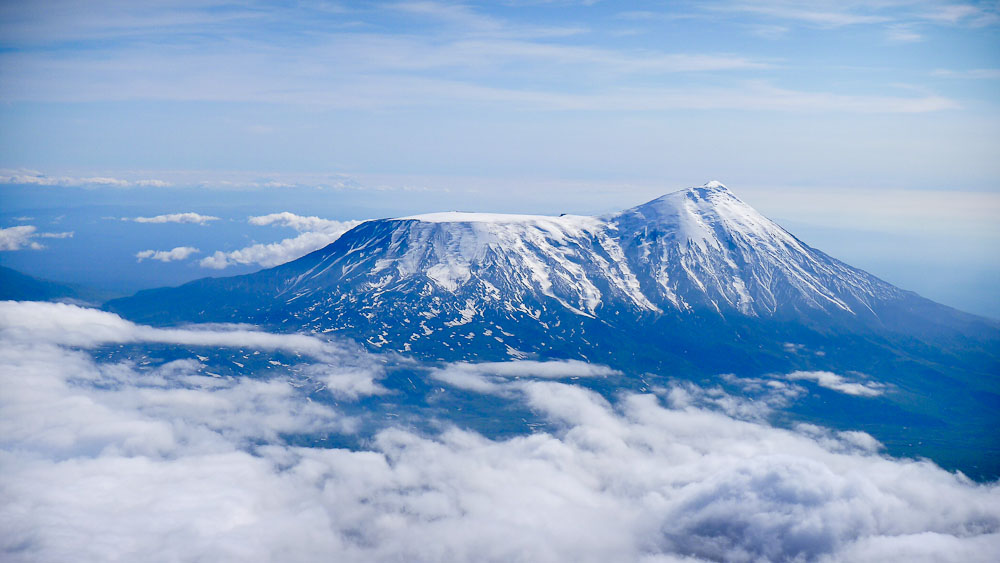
0, 265, 118, 305
107, 182, 996, 369
106, 182, 1000, 477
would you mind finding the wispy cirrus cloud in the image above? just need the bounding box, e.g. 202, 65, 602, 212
933, 68, 1000, 79
719, 2, 891, 27
700, 0, 999, 29
0, 0, 972, 119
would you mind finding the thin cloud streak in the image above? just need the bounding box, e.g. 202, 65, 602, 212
0, 169, 170, 187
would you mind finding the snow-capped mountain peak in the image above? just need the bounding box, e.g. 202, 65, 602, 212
613, 182, 898, 317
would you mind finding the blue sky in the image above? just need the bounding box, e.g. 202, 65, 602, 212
1, 0, 999, 315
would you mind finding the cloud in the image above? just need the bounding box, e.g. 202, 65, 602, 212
0, 3, 966, 115
722, 3, 890, 27
1, 301, 998, 562
200, 213, 362, 269
0, 301, 357, 361
785, 370, 885, 397
0, 225, 74, 251
933, 68, 1000, 79
430, 359, 619, 395
248, 212, 355, 233
919, 3, 999, 26
135, 246, 201, 262
0, 169, 170, 187
130, 212, 219, 224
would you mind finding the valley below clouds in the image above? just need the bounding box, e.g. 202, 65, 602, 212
2, 301, 997, 563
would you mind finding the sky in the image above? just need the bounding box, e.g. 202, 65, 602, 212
0, 0, 999, 315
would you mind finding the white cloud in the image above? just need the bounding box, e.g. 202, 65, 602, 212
0, 301, 359, 363
131, 212, 219, 224
0, 225, 42, 250
200, 213, 362, 269
249, 212, 355, 233
430, 359, 619, 395
785, 370, 885, 397
199, 231, 346, 269
0, 169, 170, 187
1, 301, 998, 562
0, 225, 73, 251
135, 246, 200, 262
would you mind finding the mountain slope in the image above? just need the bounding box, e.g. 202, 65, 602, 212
0, 265, 118, 305
614, 182, 903, 320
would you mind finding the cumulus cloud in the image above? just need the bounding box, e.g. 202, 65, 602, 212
785, 370, 886, 397
0, 225, 74, 250
200, 212, 362, 269
248, 211, 352, 232
1, 301, 997, 562
135, 246, 200, 262
130, 212, 219, 224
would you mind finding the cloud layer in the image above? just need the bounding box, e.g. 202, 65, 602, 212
1, 301, 998, 562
